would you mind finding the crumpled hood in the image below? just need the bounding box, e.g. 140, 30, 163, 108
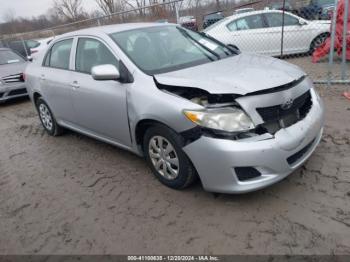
0, 62, 27, 79
154, 54, 305, 95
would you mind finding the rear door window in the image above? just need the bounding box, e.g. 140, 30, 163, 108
45, 39, 73, 70
229, 15, 265, 31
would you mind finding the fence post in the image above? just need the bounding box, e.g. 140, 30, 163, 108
328, 0, 339, 86
175, 3, 180, 24
341, 0, 349, 80
280, 0, 286, 57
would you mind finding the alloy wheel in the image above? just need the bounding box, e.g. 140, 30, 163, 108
39, 103, 53, 131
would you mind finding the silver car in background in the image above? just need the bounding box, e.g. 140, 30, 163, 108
25, 23, 325, 194
0, 48, 28, 103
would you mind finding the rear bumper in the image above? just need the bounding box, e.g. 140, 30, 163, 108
0, 83, 28, 102
183, 88, 325, 194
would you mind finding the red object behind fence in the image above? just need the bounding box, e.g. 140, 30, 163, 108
312, 0, 350, 63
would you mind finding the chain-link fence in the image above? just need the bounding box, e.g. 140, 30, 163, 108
193, 0, 349, 86
0, 0, 183, 58
0, 0, 349, 86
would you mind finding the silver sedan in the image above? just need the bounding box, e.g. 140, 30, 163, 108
0, 48, 28, 103
25, 23, 325, 194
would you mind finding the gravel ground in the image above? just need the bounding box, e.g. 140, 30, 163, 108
284, 55, 350, 81
0, 80, 349, 254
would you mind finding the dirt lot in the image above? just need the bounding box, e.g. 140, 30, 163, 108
0, 84, 349, 255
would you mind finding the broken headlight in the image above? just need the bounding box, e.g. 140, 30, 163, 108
183, 108, 255, 133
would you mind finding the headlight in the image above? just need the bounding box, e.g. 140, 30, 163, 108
184, 107, 255, 132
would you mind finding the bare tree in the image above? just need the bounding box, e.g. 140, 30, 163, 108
95, 0, 116, 15
2, 8, 16, 23
54, 0, 84, 21
122, 0, 147, 16
215, 0, 221, 10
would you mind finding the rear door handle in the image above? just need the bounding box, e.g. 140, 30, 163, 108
70, 81, 80, 89
40, 75, 45, 80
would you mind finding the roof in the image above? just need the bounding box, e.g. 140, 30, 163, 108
228, 9, 296, 20
59, 22, 172, 38
204, 11, 224, 16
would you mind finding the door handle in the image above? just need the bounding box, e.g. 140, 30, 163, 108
40, 75, 45, 80
70, 81, 80, 89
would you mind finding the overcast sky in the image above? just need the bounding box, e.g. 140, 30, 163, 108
0, 0, 99, 22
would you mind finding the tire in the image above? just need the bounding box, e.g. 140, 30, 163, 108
143, 124, 197, 190
36, 98, 63, 136
310, 33, 329, 55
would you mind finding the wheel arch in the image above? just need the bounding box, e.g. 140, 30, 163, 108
310, 32, 330, 52
135, 119, 173, 152
33, 92, 42, 105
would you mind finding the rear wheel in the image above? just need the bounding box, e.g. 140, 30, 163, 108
36, 98, 63, 136
143, 125, 197, 190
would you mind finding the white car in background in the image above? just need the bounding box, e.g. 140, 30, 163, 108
30, 37, 55, 58
204, 10, 330, 56
233, 8, 255, 15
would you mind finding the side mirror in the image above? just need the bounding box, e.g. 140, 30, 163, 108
91, 64, 120, 81
227, 44, 241, 54
298, 19, 307, 26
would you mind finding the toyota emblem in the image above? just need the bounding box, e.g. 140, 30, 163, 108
281, 99, 294, 110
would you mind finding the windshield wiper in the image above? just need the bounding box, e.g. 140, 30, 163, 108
178, 28, 221, 61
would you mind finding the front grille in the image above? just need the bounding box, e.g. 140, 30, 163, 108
287, 139, 315, 166
2, 73, 24, 84
8, 88, 27, 96
235, 167, 262, 181
257, 90, 312, 134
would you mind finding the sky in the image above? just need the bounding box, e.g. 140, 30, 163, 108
0, 0, 99, 22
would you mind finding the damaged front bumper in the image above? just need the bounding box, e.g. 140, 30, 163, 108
183, 88, 325, 194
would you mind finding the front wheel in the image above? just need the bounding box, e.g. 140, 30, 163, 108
143, 125, 197, 190
36, 98, 63, 136
310, 33, 329, 55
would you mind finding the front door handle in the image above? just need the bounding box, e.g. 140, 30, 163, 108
40, 75, 45, 80
70, 81, 80, 89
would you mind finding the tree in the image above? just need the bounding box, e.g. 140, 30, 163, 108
53, 0, 84, 21
215, 0, 221, 10
122, 0, 147, 16
95, 0, 116, 15
2, 8, 16, 23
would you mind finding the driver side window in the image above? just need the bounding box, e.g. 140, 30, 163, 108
75, 38, 119, 74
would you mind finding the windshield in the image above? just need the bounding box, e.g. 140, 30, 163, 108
110, 26, 236, 75
0, 50, 25, 65
26, 40, 40, 49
